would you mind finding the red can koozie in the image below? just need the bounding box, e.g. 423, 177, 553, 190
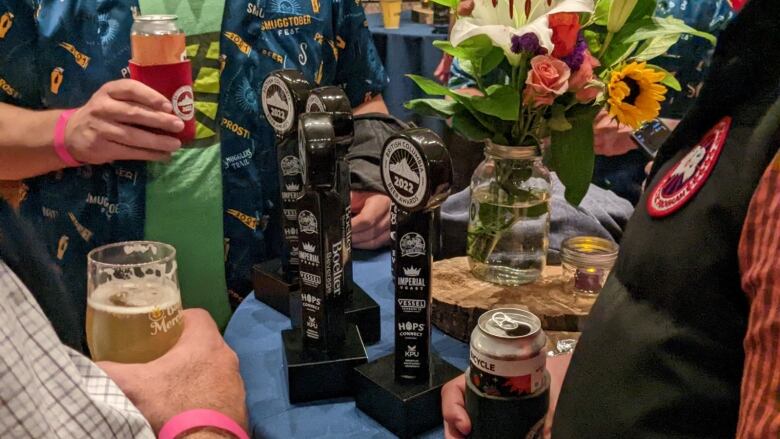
129, 60, 195, 144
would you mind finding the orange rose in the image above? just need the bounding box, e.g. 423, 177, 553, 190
549, 12, 581, 58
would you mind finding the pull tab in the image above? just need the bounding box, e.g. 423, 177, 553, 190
491, 312, 520, 331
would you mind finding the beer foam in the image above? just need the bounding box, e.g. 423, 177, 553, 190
89, 280, 180, 314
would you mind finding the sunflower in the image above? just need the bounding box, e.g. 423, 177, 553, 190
607, 62, 667, 129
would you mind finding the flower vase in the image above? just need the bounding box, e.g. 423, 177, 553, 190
467, 141, 551, 285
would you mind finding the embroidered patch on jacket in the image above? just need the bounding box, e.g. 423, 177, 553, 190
648, 116, 732, 218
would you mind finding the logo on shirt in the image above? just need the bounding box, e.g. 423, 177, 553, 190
382, 138, 428, 210
59, 42, 90, 69
280, 155, 302, 176
648, 117, 731, 218
223, 32, 251, 56
227, 208, 259, 230
0, 76, 20, 99
261, 75, 295, 133
50, 67, 64, 94
0, 12, 14, 39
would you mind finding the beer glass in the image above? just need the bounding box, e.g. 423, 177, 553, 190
86, 241, 184, 363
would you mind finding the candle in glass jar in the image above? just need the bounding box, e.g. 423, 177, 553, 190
561, 236, 619, 295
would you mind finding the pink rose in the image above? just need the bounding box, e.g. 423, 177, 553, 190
569, 51, 602, 103
524, 55, 570, 107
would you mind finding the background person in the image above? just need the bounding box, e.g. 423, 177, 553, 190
441, 0, 780, 437
0, 201, 247, 438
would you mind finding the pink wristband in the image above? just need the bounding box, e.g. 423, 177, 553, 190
53, 109, 82, 167
158, 409, 249, 439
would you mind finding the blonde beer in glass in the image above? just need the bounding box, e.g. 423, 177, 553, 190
86, 241, 183, 363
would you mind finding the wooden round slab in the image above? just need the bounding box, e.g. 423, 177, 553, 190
431, 257, 595, 343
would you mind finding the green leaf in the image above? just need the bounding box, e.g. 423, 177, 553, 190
481, 47, 506, 77
470, 85, 520, 121
593, 0, 611, 26
631, 33, 681, 61
549, 104, 573, 131
646, 64, 682, 91
599, 18, 651, 67
625, 16, 717, 46
452, 112, 491, 141
607, 0, 639, 33
584, 29, 603, 54
404, 99, 463, 118
433, 35, 495, 61
406, 74, 453, 97
429, 0, 458, 9
549, 105, 600, 205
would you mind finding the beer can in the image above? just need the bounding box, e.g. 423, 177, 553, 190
131, 15, 187, 66
469, 308, 547, 397
129, 14, 195, 143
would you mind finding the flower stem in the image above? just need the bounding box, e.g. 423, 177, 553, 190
599, 32, 614, 59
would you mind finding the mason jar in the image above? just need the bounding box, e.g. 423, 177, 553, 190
467, 141, 551, 285
561, 236, 619, 295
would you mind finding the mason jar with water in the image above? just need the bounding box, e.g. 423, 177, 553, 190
467, 142, 551, 285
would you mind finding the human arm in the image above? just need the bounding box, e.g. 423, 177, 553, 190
98, 309, 248, 435
735, 155, 780, 438
0, 80, 184, 180
442, 353, 573, 439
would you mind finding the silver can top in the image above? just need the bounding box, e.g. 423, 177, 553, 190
132, 15, 182, 35
478, 308, 541, 339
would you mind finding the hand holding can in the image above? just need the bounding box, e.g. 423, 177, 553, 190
129, 15, 195, 144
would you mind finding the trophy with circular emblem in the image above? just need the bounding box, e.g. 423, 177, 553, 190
281, 112, 368, 404
354, 128, 461, 438
254, 70, 312, 322
303, 86, 381, 345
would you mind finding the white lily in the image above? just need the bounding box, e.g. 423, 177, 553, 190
451, 0, 594, 66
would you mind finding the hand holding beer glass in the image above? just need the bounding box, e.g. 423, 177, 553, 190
87, 241, 184, 363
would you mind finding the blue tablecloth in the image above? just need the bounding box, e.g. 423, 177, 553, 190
368, 11, 447, 136
224, 250, 469, 438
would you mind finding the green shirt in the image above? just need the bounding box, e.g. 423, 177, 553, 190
140, 0, 231, 329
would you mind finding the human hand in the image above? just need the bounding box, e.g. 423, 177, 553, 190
65, 79, 184, 164
98, 309, 248, 434
457, 0, 475, 16
435, 54, 454, 84
593, 109, 637, 157
442, 353, 573, 439
442, 375, 470, 439
350, 191, 391, 249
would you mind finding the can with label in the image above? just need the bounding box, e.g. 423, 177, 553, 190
469, 308, 547, 397
466, 308, 549, 438
129, 15, 195, 143
131, 15, 187, 66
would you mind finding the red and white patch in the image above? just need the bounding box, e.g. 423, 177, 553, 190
172, 86, 195, 121
647, 117, 732, 218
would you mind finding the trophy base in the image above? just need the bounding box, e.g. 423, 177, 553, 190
464, 368, 550, 438
282, 324, 368, 404
252, 260, 301, 326
353, 354, 462, 438
345, 284, 381, 345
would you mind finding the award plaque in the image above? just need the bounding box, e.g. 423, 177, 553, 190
253, 70, 311, 322
281, 112, 368, 404
305, 86, 381, 344
354, 128, 461, 438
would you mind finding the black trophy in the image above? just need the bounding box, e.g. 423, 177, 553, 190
254, 70, 312, 321
305, 86, 381, 345
281, 112, 368, 404
354, 128, 461, 438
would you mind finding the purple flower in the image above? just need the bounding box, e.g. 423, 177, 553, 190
511, 33, 546, 55
561, 32, 588, 71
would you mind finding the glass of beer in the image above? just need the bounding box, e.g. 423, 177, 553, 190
86, 241, 184, 363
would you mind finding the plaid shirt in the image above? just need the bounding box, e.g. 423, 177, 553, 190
737, 152, 780, 438
0, 260, 154, 438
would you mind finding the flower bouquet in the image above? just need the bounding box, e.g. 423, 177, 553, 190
405, 0, 714, 283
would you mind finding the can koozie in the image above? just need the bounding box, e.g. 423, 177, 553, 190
129, 60, 195, 144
